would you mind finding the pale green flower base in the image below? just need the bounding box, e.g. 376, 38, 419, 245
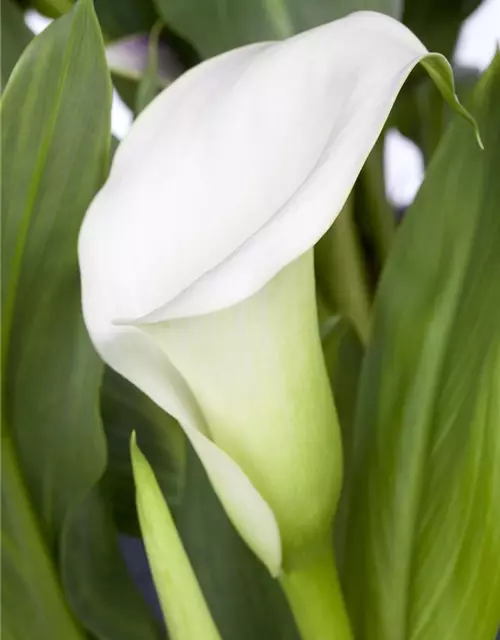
142, 249, 343, 575
280, 545, 353, 640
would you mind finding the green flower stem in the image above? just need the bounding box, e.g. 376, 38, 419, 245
315, 196, 372, 344
280, 544, 353, 640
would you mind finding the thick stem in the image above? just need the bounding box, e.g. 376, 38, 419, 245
279, 545, 353, 640
315, 197, 372, 344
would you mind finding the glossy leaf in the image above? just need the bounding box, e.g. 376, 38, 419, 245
1, 2, 107, 636
2, 0, 110, 546
1, 2, 159, 638
153, 0, 402, 59
343, 55, 500, 640
1, 0, 33, 91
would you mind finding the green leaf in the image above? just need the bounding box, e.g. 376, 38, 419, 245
33, 0, 74, 19
153, 0, 402, 59
1, 2, 160, 638
391, 66, 482, 164
175, 444, 300, 640
2, 434, 84, 639
1, 5, 106, 640
131, 433, 222, 640
1, 0, 110, 546
101, 367, 186, 536
1, 0, 33, 91
61, 484, 164, 640
393, 0, 483, 160
342, 55, 500, 640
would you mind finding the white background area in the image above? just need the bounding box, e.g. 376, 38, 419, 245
25, 0, 500, 207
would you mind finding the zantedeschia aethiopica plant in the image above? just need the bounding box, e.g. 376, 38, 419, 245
78, 11, 478, 639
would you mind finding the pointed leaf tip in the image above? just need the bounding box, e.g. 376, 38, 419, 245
421, 53, 483, 149
130, 434, 222, 640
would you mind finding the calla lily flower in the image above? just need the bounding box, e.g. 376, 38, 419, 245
79, 11, 477, 578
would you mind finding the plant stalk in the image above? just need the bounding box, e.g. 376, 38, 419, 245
315, 196, 372, 344
279, 544, 353, 640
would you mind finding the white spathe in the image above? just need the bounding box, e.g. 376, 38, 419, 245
79, 11, 475, 576
142, 251, 342, 568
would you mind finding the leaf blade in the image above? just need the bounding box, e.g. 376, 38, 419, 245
1, 433, 84, 640
131, 434, 222, 640
1, 2, 162, 638
342, 55, 500, 640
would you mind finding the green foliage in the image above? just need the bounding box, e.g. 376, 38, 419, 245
315, 200, 372, 343
153, 0, 402, 59
94, 0, 158, 39
2, 436, 84, 639
1, 2, 160, 638
61, 483, 164, 640
1, 0, 109, 550
131, 434, 222, 640
342, 54, 500, 640
391, 0, 483, 162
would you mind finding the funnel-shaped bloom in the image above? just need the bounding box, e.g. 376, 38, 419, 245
79, 11, 477, 576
